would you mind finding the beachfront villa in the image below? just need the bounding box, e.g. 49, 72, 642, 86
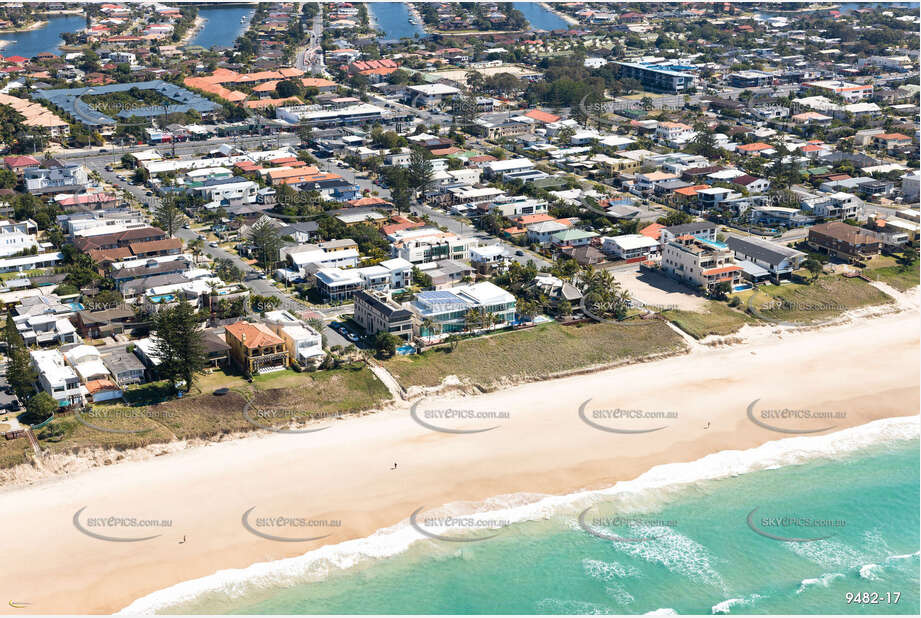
410, 281, 517, 336
224, 320, 289, 375
30, 349, 85, 409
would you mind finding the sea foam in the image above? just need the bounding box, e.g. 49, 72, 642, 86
118, 415, 919, 614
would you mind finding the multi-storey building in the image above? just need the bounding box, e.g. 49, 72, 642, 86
661, 234, 742, 292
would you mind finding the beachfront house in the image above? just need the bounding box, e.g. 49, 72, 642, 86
224, 320, 289, 375
410, 282, 517, 336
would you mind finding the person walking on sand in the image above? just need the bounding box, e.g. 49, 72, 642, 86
391, 462, 398, 470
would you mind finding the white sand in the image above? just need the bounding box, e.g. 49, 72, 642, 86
0, 309, 917, 614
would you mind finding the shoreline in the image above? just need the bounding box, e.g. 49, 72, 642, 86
538, 2, 579, 26
0, 19, 48, 34
121, 414, 921, 614
0, 304, 917, 613
178, 15, 207, 47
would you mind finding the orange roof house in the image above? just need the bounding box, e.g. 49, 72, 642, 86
224, 321, 288, 375
639, 222, 665, 241
736, 142, 773, 154
523, 109, 561, 124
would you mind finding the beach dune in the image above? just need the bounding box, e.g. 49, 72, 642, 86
0, 310, 918, 614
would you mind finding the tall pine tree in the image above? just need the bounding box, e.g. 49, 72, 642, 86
152, 298, 206, 392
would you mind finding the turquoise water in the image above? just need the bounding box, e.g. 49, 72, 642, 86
0, 14, 85, 58
149, 425, 919, 615
189, 5, 254, 50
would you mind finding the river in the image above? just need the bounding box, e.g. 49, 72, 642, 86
0, 14, 85, 58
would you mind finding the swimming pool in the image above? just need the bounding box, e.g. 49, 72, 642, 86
149, 294, 176, 303
396, 344, 415, 355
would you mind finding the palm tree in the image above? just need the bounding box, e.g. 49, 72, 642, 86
465, 308, 482, 332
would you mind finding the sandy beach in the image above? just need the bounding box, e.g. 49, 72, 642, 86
0, 308, 918, 614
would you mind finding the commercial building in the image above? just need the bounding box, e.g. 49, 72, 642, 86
614, 61, 697, 93
276, 103, 388, 127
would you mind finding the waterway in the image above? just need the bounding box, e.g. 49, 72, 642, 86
0, 14, 85, 58
368, 2, 426, 42
188, 4, 256, 50
512, 2, 571, 31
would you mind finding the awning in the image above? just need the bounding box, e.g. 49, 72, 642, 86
737, 259, 771, 278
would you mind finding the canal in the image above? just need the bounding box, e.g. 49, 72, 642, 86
368, 2, 426, 42
188, 4, 256, 50
0, 14, 85, 58
512, 2, 570, 31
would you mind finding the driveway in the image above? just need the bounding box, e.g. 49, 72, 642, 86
613, 268, 707, 312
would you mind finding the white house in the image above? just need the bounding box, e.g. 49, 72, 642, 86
602, 234, 661, 261
31, 349, 85, 408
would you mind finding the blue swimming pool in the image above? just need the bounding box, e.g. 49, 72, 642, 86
396, 345, 415, 355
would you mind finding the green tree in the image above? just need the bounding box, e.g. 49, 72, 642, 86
803, 258, 823, 282
25, 391, 57, 423
407, 149, 434, 198
0, 169, 17, 189
4, 313, 37, 399
153, 194, 187, 238
152, 298, 206, 392
248, 220, 282, 273
373, 331, 399, 358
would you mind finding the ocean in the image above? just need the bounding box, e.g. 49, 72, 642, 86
122, 417, 919, 615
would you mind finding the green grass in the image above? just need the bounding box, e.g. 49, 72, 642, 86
748, 275, 893, 323
866, 266, 920, 291
863, 255, 920, 292
14, 367, 390, 468
0, 438, 30, 469
662, 301, 758, 339
382, 321, 686, 389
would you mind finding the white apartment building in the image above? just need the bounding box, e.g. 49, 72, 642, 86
487, 195, 549, 218
602, 234, 661, 261
31, 349, 85, 408
661, 234, 742, 292
0, 219, 39, 257
390, 228, 478, 264
263, 310, 326, 367
58, 209, 148, 238
24, 164, 89, 194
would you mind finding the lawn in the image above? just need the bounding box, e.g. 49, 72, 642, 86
661, 301, 758, 339
381, 321, 686, 389
748, 275, 893, 324
863, 255, 919, 292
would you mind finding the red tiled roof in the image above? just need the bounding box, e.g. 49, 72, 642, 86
225, 321, 284, 349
